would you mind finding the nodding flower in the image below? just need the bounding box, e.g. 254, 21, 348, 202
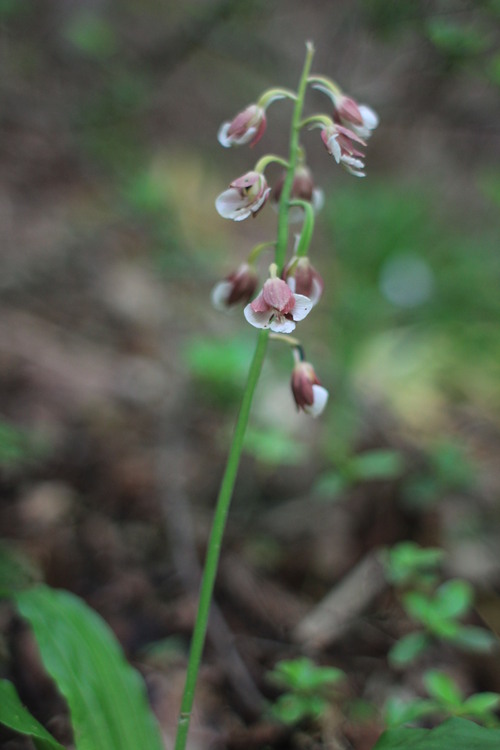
282, 255, 324, 307
218, 104, 267, 148
320, 123, 367, 177
244, 276, 312, 334
333, 95, 379, 140
271, 165, 324, 222
291, 360, 329, 417
215, 171, 271, 221
211, 263, 259, 311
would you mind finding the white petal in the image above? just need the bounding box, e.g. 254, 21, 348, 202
309, 277, 323, 307
250, 186, 271, 215
211, 280, 232, 311
235, 126, 257, 145
286, 276, 296, 294
216, 189, 252, 221
304, 385, 329, 417
215, 188, 242, 218
244, 305, 273, 329
270, 316, 296, 334
359, 105, 379, 130
291, 293, 313, 321
341, 155, 364, 169
217, 122, 232, 147
328, 135, 341, 163
312, 188, 324, 213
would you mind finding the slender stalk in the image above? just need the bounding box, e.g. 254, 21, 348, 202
174, 330, 268, 750
173, 43, 316, 750
275, 41, 315, 270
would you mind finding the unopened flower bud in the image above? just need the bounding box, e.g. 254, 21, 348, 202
211, 263, 259, 311
291, 361, 329, 417
271, 165, 324, 222
283, 256, 324, 307
218, 105, 267, 148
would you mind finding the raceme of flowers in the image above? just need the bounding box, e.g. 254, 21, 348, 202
212, 74, 378, 417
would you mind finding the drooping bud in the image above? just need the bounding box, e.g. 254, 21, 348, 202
291, 361, 329, 417
283, 256, 324, 307
271, 165, 324, 222
218, 105, 267, 148
211, 263, 259, 311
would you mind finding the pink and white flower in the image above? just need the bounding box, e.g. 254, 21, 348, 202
271, 165, 324, 223
291, 361, 329, 417
333, 95, 379, 140
283, 256, 324, 307
313, 83, 379, 140
321, 123, 367, 177
215, 171, 271, 221
218, 104, 267, 148
211, 263, 259, 311
244, 276, 312, 334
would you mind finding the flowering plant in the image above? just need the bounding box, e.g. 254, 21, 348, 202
174, 42, 378, 750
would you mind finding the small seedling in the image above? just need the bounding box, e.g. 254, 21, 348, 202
267, 657, 345, 725
384, 670, 500, 729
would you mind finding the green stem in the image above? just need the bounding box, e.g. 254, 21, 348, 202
254, 154, 289, 173
174, 42, 316, 750
290, 200, 315, 257
174, 329, 269, 750
275, 41, 315, 271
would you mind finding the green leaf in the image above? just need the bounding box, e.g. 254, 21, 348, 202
435, 580, 473, 619
424, 670, 463, 708
402, 591, 433, 623
451, 626, 498, 653
384, 542, 443, 586
349, 449, 404, 481
461, 693, 500, 716
270, 693, 310, 725
15, 586, 163, 750
269, 658, 343, 692
384, 696, 437, 729
388, 631, 430, 667
373, 716, 500, 749
0, 680, 65, 750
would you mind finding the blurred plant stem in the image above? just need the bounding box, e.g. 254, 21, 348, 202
174, 43, 315, 750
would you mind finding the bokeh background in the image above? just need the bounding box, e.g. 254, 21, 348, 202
1, 1, 500, 748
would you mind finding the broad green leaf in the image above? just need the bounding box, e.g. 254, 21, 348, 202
0, 680, 65, 750
373, 716, 500, 749
15, 586, 163, 750
388, 631, 430, 667
424, 671, 463, 707
435, 580, 473, 619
